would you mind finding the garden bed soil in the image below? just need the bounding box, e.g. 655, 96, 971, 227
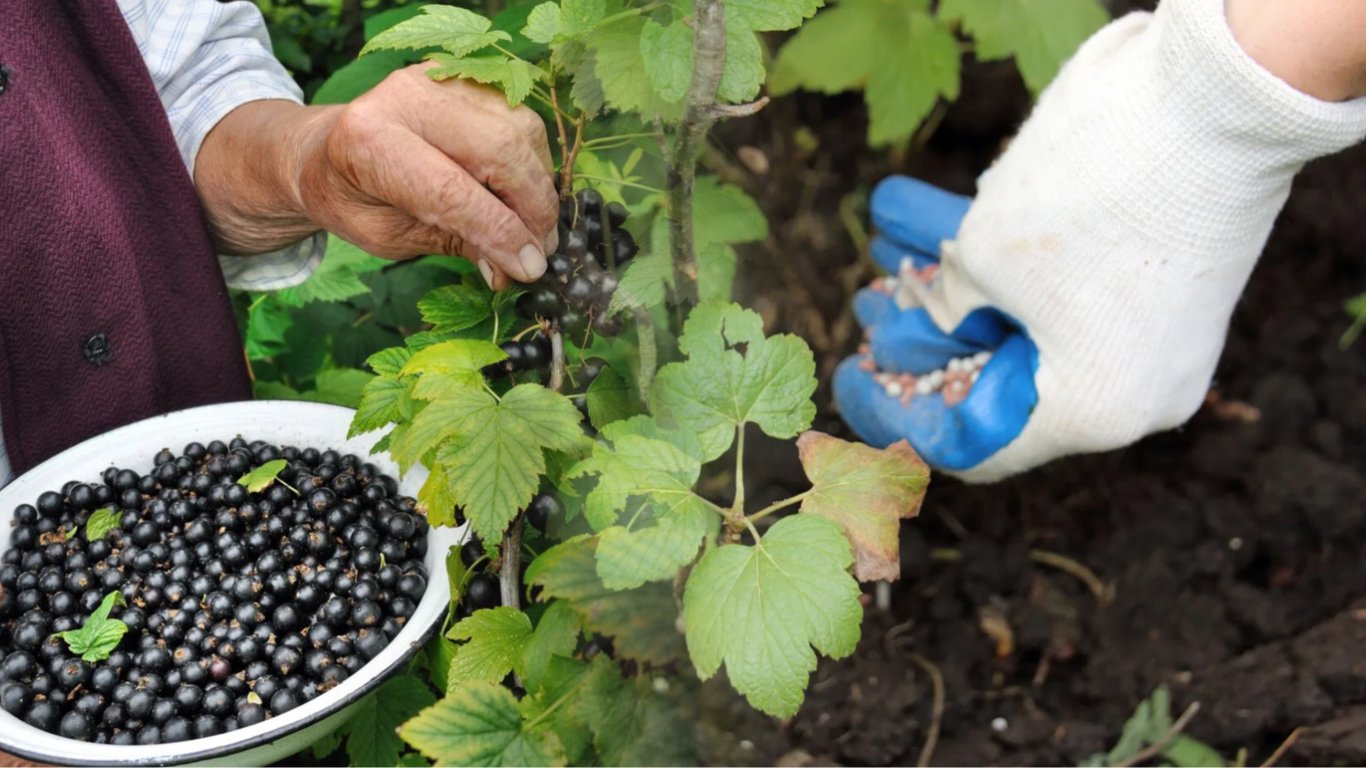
706, 48, 1366, 767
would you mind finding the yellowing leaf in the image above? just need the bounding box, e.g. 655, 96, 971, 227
797, 432, 929, 581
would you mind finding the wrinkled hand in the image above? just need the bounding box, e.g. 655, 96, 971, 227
296, 64, 557, 288
834, 178, 1039, 478
197, 63, 558, 289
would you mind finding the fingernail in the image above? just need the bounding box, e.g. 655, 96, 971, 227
518, 244, 547, 280
544, 228, 559, 256
478, 259, 495, 289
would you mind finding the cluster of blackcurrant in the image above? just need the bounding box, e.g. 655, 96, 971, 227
496, 189, 639, 379
452, 492, 561, 619
0, 439, 428, 745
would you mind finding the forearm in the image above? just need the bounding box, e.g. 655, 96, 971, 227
1227, 0, 1366, 101
193, 100, 338, 255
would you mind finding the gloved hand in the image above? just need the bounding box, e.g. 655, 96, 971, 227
835, 0, 1366, 482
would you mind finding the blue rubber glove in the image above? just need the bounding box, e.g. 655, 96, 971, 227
834, 0, 1366, 482
834, 178, 1040, 474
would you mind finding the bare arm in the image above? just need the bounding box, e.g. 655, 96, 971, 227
1227, 0, 1366, 101
193, 64, 558, 288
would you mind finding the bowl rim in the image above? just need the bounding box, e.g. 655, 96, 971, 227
0, 400, 456, 766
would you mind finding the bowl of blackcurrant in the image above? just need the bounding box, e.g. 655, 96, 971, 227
0, 400, 461, 766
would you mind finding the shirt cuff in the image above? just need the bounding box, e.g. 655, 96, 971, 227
219, 231, 326, 291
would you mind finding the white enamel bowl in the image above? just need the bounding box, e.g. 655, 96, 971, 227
0, 401, 461, 766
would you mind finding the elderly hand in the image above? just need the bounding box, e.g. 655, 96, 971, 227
195, 63, 558, 289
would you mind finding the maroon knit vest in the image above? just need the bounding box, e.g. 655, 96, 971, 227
0, 0, 252, 474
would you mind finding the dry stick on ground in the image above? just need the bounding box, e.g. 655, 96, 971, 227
1111, 702, 1202, 768
929, 547, 1114, 604
1258, 727, 1306, 768
907, 653, 946, 768
1028, 550, 1114, 604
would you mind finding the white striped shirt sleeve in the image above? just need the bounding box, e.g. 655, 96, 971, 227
117, 0, 324, 290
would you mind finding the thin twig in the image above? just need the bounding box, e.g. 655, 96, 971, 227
1029, 549, 1114, 605
706, 96, 769, 120
1112, 702, 1201, 768
499, 518, 524, 613
548, 327, 566, 392
549, 83, 573, 197
907, 653, 945, 768
665, 0, 727, 307
632, 307, 657, 395
1258, 727, 1305, 768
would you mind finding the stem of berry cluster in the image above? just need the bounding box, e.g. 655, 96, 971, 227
499, 518, 523, 613
665, 0, 727, 308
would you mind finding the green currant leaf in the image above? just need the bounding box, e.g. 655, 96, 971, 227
770, 0, 959, 146
865, 11, 959, 147
938, 0, 1108, 94
84, 507, 120, 542
526, 536, 686, 665
425, 53, 541, 107
345, 676, 437, 768
650, 302, 817, 459
349, 375, 411, 437
796, 432, 930, 581
429, 385, 590, 543
640, 18, 693, 104
568, 434, 713, 588
717, 24, 763, 103
608, 250, 670, 314
518, 601, 582, 692
236, 459, 289, 493
362, 6, 511, 58
244, 295, 293, 361
567, 433, 699, 531
693, 177, 768, 249
307, 367, 375, 409
417, 284, 493, 332
400, 682, 566, 767
365, 347, 412, 377
446, 607, 535, 687
275, 237, 385, 307
54, 591, 129, 663
584, 365, 639, 429
588, 15, 677, 119
728, 0, 824, 32
401, 339, 506, 405
697, 242, 736, 303
683, 515, 862, 716
573, 656, 697, 766
522, 2, 562, 44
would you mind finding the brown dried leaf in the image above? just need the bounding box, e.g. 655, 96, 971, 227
795, 432, 930, 582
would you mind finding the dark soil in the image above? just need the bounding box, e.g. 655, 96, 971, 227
706, 39, 1366, 767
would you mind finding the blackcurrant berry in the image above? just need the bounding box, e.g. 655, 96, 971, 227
526, 493, 561, 532
465, 574, 500, 609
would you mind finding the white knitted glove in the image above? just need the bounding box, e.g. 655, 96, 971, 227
852, 0, 1366, 482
